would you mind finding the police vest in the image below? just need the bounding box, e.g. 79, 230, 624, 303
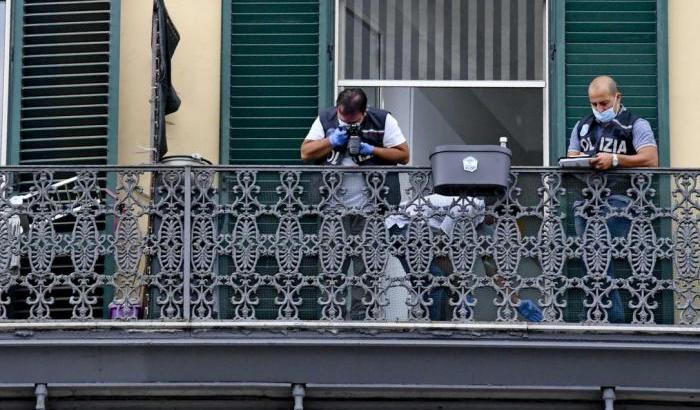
316, 106, 401, 205
317, 107, 394, 166
574, 110, 640, 156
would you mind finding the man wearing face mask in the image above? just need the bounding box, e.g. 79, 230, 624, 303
301, 88, 409, 167
567, 76, 658, 323
301, 88, 409, 319
301, 88, 409, 208
567, 75, 658, 168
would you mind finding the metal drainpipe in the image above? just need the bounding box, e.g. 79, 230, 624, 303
292, 384, 306, 410
34, 384, 48, 410
602, 387, 616, 410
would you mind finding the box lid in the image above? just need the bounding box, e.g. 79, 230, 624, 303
429, 144, 512, 158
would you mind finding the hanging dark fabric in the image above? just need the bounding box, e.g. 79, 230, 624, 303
152, 0, 181, 161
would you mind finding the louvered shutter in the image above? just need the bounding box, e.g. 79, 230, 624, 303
7, 0, 119, 319
10, 0, 118, 165
226, 0, 320, 164
565, 0, 659, 140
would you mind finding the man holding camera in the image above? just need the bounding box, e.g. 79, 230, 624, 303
301, 88, 408, 319
301, 88, 409, 169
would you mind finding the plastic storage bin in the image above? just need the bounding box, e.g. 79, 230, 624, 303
429, 145, 512, 197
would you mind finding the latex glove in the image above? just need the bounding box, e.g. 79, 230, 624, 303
328, 128, 348, 148
516, 299, 543, 322
359, 142, 374, 156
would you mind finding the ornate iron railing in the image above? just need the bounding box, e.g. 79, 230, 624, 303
0, 165, 697, 325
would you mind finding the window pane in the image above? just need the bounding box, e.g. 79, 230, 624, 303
374, 87, 543, 166
0, 0, 5, 144
339, 0, 546, 81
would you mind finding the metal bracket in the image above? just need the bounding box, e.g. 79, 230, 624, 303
34, 384, 48, 410
292, 384, 305, 410
602, 387, 616, 410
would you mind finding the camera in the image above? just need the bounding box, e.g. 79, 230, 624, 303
346, 124, 362, 156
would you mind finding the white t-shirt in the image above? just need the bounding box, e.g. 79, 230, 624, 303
304, 112, 407, 207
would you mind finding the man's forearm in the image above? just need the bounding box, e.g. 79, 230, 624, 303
588, 146, 659, 170
300, 139, 332, 162
373, 146, 409, 165
618, 152, 658, 168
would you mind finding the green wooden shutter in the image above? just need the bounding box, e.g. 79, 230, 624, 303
564, 0, 659, 142
224, 0, 320, 164
9, 0, 119, 165
7, 0, 120, 319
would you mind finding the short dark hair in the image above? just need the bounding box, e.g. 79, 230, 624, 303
336, 88, 367, 116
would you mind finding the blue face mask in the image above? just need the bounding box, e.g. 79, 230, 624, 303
592, 106, 616, 123
592, 96, 619, 123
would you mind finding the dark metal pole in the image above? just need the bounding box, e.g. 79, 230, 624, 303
183, 166, 192, 320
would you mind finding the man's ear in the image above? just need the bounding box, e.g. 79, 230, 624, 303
614, 93, 622, 110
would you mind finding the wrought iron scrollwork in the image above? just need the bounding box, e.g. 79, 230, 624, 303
0, 166, 693, 326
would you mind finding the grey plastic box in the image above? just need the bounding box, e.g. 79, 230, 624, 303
429, 145, 512, 196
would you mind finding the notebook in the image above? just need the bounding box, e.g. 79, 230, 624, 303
558, 156, 592, 168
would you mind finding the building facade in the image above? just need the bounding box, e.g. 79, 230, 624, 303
0, 1, 700, 409
3, 0, 698, 167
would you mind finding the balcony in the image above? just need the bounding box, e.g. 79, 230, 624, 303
1, 165, 700, 407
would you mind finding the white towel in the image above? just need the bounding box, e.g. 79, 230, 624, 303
385, 194, 485, 236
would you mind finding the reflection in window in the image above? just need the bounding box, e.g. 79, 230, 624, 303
353, 87, 543, 166
340, 0, 545, 81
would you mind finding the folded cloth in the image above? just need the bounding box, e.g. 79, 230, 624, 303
385, 194, 485, 236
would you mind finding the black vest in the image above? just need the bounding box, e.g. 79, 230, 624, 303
315, 106, 401, 206
317, 107, 394, 166
575, 109, 640, 156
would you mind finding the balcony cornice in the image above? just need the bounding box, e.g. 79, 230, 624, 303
2, 320, 700, 336
0, 325, 699, 393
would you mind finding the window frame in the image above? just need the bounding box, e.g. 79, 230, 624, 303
333, 0, 550, 165
0, 0, 9, 165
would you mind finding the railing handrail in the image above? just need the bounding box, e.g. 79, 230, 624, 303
0, 165, 698, 173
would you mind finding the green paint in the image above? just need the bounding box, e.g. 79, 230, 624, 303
102, 0, 122, 317
656, 0, 670, 167
563, 0, 662, 156
219, 0, 232, 165
107, 0, 121, 166
224, 0, 321, 165
318, 0, 334, 109
7, 0, 23, 165
548, 0, 566, 164
8, 0, 119, 165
